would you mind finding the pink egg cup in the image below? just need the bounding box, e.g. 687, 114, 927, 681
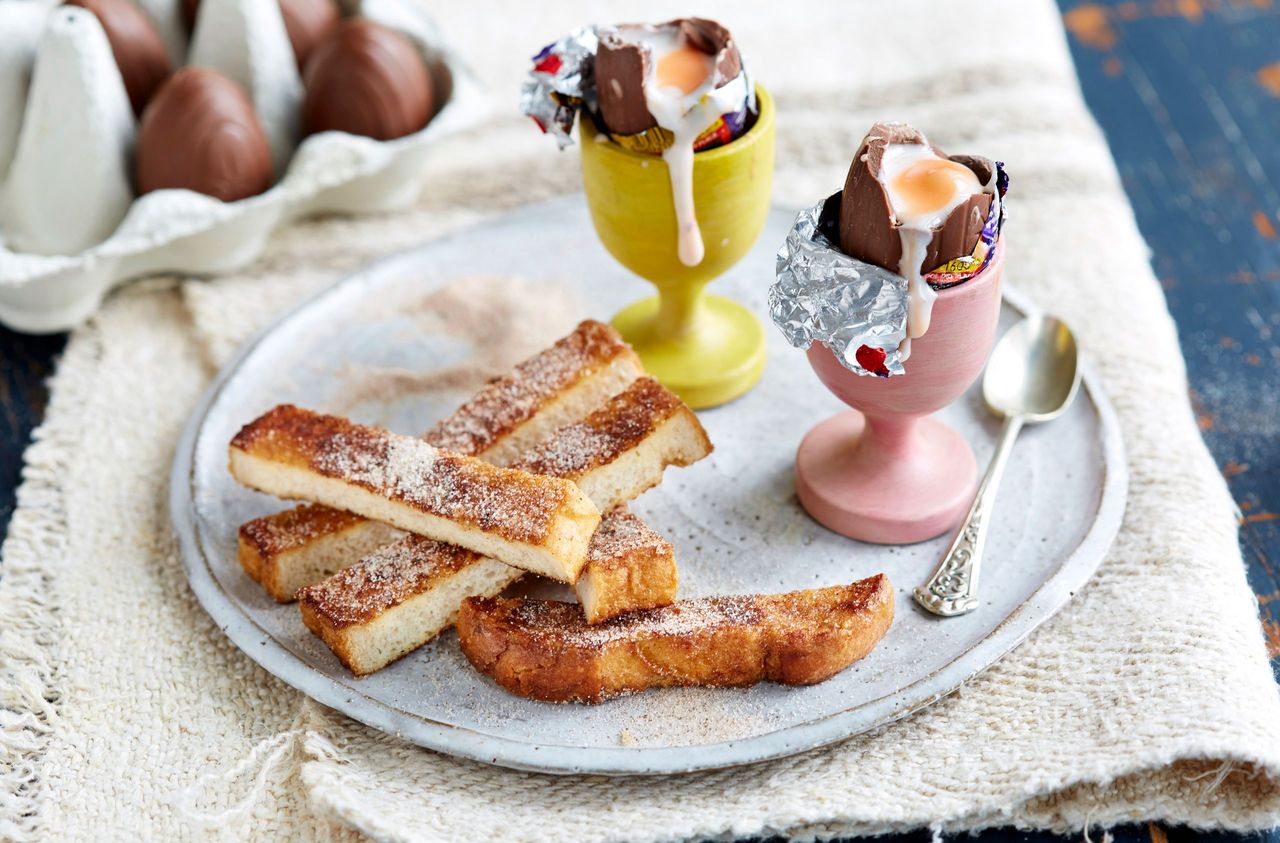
795, 244, 1005, 544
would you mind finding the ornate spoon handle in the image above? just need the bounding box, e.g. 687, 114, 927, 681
914, 415, 1024, 617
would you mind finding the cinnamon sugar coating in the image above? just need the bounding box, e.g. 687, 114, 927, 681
230, 405, 580, 544
300, 506, 666, 630
298, 535, 482, 628
238, 502, 367, 558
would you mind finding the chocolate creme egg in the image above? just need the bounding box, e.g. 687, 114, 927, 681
135, 66, 274, 201
594, 18, 749, 267
839, 122, 996, 340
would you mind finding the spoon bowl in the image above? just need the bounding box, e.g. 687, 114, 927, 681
983, 314, 1081, 422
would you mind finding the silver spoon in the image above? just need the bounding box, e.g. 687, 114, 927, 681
914, 314, 1082, 617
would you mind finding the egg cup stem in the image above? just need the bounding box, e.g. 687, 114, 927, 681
653, 280, 706, 339
611, 292, 765, 410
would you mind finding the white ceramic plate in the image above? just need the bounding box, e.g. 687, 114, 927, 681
170, 197, 1126, 775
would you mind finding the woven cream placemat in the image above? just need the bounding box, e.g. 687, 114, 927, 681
3, 1, 1279, 840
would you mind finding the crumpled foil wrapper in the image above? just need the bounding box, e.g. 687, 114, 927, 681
770, 193, 910, 378
519, 25, 600, 148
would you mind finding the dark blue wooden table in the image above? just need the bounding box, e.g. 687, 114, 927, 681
1, 2, 1276, 840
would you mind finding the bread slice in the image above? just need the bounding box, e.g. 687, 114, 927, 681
299, 537, 514, 675
298, 378, 712, 675
428, 319, 643, 466
228, 406, 601, 582
237, 320, 642, 602
510, 376, 713, 507
302, 508, 659, 675
239, 505, 400, 603
457, 574, 895, 703
575, 506, 677, 624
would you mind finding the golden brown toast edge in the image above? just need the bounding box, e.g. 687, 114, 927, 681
299, 537, 520, 675
238, 504, 396, 602
428, 319, 643, 465
511, 376, 712, 479
456, 574, 895, 703
299, 504, 675, 675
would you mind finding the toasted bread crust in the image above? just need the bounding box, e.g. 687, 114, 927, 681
299, 536, 519, 675
300, 506, 672, 632
575, 507, 677, 624
239, 520, 398, 603
239, 503, 368, 559
238, 504, 399, 601
300, 536, 484, 630
511, 377, 712, 478
457, 574, 894, 703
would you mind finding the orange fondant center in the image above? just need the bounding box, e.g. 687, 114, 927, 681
655, 45, 712, 94
890, 158, 980, 217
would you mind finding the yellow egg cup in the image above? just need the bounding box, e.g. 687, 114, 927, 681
580, 86, 775, 409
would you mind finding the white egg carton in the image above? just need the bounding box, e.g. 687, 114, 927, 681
0, 0, 488, 333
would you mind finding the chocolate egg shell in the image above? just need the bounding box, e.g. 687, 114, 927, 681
65, 0, 172, 115
302, 19, 434, 141
279, 0, 341, 69
136, 67, 273, 201
838, 121, 992, 273
181, 0, 199, 32
183, 0, 340, 69
594, 17, 741, 137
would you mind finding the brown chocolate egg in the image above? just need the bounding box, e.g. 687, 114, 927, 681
303, 19, 434, 141
280, 0, 341, 69
838, 122, 992, 274
136, 67, 274, 201
183, 0, 340, 69
595, 18, 741, 137
65, 0, 172, 115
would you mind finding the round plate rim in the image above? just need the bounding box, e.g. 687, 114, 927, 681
169, 197, 1128, 776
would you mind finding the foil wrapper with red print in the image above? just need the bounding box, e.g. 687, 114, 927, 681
519, 25, 600, 149
771, 194, 910, 378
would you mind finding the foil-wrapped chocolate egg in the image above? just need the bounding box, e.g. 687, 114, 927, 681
839, 121, 993, 274
302, 19, 434, 140
65, 0, 172, 115
136, 67, 273, 201
182, 0, 340, 69
594, 18, 741, 137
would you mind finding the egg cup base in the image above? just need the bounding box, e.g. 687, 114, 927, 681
610, 293, 765, 409
795, 409, 977, 545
